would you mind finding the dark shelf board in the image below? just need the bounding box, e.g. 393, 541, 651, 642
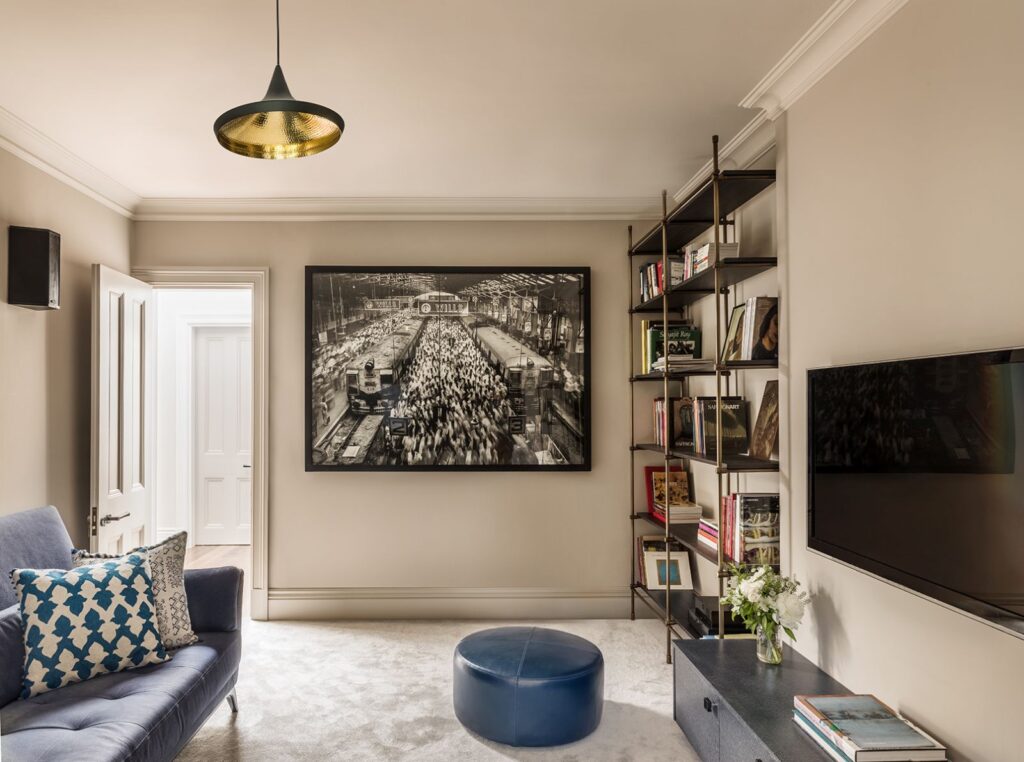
630, 365, 718, 382
631, 170, 777, 256
630, 258, 778, 313
718, 359, 778, 371
633, 513, 720, 565
632, 584, 702, 639
629, 360, 777, 381
632, 442, 780, 473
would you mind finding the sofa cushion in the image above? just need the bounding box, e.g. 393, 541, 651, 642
0, 507, 74, 610
12, 554, 169, 698
74, 532, 199, 649
0, 605, 23, 707
0, 631, 241, 762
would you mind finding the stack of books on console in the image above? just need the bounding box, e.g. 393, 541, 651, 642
697, 518, 719, 553
793, 695, 947, 761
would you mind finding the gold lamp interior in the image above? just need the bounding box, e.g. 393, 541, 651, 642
216, 109, 342, 159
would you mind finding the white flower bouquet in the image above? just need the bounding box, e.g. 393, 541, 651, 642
722, 564, 808, 664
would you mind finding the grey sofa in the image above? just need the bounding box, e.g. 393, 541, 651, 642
0, 507, 243, 762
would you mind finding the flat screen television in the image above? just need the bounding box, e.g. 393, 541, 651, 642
808, 348, 1024, 637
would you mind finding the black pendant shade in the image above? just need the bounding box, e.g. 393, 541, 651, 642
214, 1, 344, 159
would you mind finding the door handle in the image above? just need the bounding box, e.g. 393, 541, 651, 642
242, 464, 251, 468
100, 512, 130, 526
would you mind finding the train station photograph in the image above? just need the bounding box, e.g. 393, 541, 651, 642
306, 267, 590, 470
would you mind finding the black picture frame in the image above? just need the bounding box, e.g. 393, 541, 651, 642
305, 265, 591, 471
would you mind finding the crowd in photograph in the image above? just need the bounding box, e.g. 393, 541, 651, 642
389, 317, 532, 466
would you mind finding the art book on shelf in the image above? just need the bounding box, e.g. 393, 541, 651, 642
721, 493, 780, 565
793, 695, 947, 761
635, 534, 686, 587
722, 303, 746, 362
693, 396, 748, 456
641, 321, 701, 373
742, 296, 779, 361
748, 379, 779, 461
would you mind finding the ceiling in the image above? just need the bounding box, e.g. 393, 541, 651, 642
0, 0, 830, 210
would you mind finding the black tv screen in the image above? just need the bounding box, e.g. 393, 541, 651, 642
808, 349, 1024, 636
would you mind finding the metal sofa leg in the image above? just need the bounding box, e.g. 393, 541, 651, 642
226, 688, 239, 713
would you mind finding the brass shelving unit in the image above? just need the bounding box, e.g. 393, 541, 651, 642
627, 135, 779, 662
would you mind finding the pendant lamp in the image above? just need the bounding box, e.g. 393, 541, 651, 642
214, 0, 344, 159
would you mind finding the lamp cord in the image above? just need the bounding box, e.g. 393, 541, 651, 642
276, 0, 281, 66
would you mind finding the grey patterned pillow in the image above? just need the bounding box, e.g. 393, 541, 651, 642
73, 532, 198, 649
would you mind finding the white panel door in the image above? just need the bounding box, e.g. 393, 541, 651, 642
194, 326, 252, 545
91, 265, 154, 554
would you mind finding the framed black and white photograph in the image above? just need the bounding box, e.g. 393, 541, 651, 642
306, 266, 590, 471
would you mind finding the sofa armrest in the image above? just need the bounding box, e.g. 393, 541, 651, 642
184, 566, 243, 633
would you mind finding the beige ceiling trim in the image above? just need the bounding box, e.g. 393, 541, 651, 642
739, 0, 910, 120
132, 196, 660, 222
0, 105, 139, 217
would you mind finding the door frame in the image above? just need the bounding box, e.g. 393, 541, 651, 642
132, 266, 269, 621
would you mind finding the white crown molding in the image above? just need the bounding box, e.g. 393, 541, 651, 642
0, 105, 139, 217
671, 112, 776, 205
133, 196, 659, 222
739, 0, 910, 120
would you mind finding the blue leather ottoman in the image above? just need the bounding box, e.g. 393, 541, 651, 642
453, 626, 603, 747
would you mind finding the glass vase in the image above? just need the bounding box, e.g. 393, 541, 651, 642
756, 625, 783, 665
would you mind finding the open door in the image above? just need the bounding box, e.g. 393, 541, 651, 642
90, 265, 155, 554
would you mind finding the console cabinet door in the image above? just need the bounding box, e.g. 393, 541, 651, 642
673, 655, 720, 761
720, 703, 778, 762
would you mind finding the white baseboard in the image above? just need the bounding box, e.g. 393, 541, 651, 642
266, 586, 632, 620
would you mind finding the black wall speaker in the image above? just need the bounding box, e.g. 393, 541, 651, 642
8, 226, 60, 310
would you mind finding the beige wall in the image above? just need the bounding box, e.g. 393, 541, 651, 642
0, 148, 131, 545
132, 220, 632, 616
784, 1, 1024, 760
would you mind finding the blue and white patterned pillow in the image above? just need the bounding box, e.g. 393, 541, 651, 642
11, 553, 170, 698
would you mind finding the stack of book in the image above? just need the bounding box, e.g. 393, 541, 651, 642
720, 492, 780, 566
682, 241, 740, 279
638, 260, 685, 303
691, 396, 748, 456
643, 465, 700, 523
639, 320, 701, 373
697, 518, 719, 553
793, 695, 947, 761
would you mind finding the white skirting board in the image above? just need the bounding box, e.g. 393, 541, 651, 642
266, 587, 634, 620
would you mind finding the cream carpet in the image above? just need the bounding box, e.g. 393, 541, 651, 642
178, 618, 699, 761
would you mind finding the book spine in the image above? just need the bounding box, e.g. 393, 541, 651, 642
793, 713, 852, 762
794, 700, 860, 759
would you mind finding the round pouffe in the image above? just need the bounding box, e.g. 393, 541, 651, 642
453, 626, 604, 747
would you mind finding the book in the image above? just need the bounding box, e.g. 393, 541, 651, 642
722, 304, 746, 362
748, 380, 779, 460
693, 396, 748, 456
644, 322, 701, 372
742, 296, 779, 361
794, 711, 851, 762
794, 695, 947, 762
734, 493, 780, 565
636, 534, 686, 587
643, 464, 690, 512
